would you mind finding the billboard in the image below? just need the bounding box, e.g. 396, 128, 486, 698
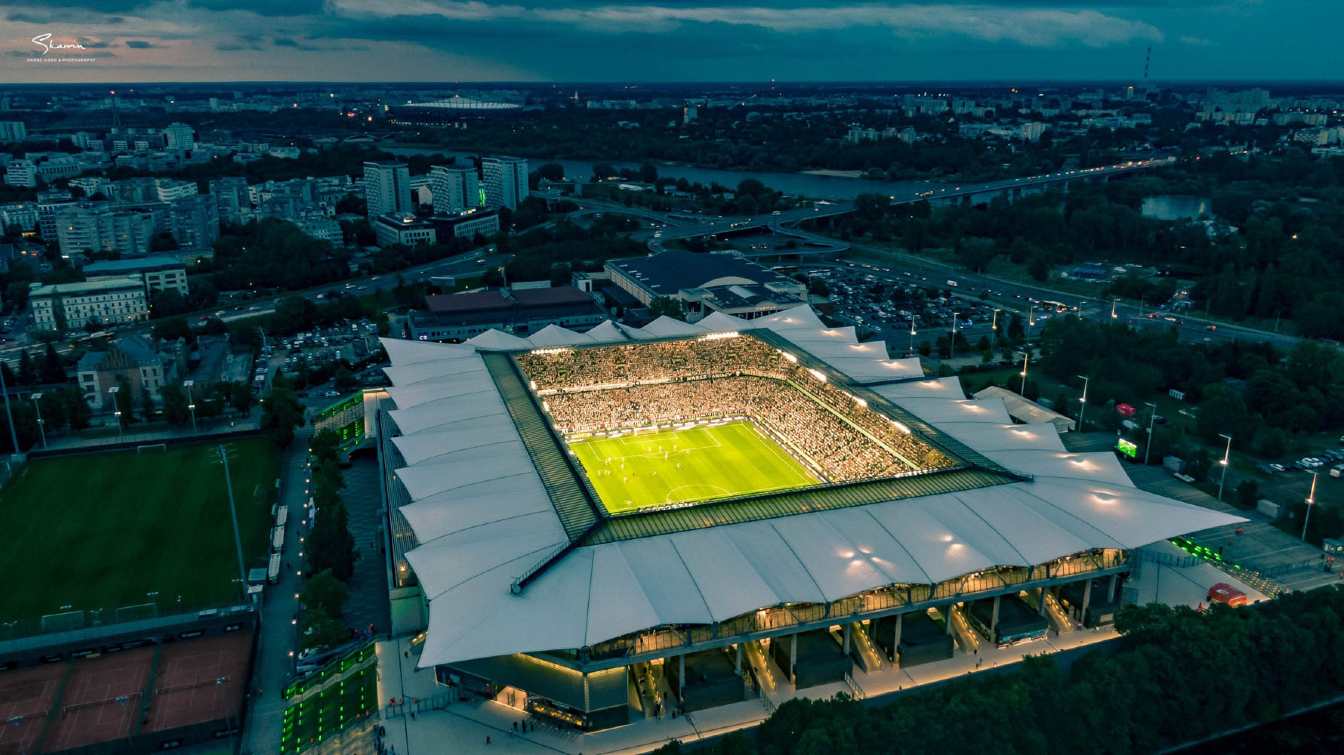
1116, 438, 1139, 459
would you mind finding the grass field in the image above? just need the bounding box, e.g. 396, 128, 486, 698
570, 421, 818, 513
0, 438, 280, 631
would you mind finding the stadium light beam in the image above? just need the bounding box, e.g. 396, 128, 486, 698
1302, 471, 1319, 541
183, 379, 197, 433
30, 392, 46, 449
1217, 433, 1232, 502
1075, 376, 1089, 431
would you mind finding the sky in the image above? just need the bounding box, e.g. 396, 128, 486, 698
2, 1, 1340, 84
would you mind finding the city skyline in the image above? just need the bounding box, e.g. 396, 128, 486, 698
4, 1, 1342, 84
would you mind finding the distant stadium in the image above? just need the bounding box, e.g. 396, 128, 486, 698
389, 95, 522, 127
375, 308, 1242, 732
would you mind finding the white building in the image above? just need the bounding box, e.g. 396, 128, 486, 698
428, 165, 481, 215
29, 276, 149, 332
163, 122, 195, 151
4, 159, 36, 188
482, 156, 529, 210
155, 179, 198, 202
0, 121, 27, 142
363, 161, 412, 219
83, 255, 190, 298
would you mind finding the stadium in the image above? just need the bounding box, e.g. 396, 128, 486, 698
376, 306, 1242, 732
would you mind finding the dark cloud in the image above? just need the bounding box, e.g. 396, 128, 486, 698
124, 40, 156, 48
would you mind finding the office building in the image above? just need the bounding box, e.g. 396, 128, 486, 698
163, 122, 195, 151
167, 194, 220, 251
4, 159, 36, 188
84, 255, 190, 298
209, 176, 251, 224
429, 165, 481, 215
29, 276, 149, 332
155, 179, 198, 202
430, 208, 500, 243
0, 121, 27, 142
605, 250, 807, 321
482, 156, 529, 210
372, 213, 436, 247
363, 161, 412, 219
77, 335, 180, 411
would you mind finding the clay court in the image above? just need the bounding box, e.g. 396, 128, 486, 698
0, 663, 64, 754
45, 647, 152, 752
145, 632, 250, 733
0, 630, 252, 754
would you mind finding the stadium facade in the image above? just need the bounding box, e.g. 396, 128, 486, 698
375, 306, 1241, 731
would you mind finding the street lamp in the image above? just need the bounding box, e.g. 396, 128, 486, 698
183, 379, 197, 433
950, 312, 959, 356
1017, 351, 1030, 395
1027, 302, 1036, 339
991, 308, 1001, 334
1110, 298, 1118, 320
1075, 376, 1089, 432
1143, 401, 1157, 466
1217, 433, 1232, 502
30, 392, 46, 450
908, 318, 918, 357
1302, 471, 1319, 541
108, 386, 122, 440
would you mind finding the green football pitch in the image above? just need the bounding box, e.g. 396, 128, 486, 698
570, 421, 819, 513
0, 438, 280, 631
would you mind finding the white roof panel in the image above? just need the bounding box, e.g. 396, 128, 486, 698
668, 529, 783, 621
399, 474, 552, 543
387, 389, 508, 436
379, 337, 475, 366
529, 324, 595, 347
390, 417, 523, 466
616, 539, 714, 625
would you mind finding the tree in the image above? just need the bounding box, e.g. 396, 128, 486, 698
39, 343, 65, 384
161, 383, 190, 425
300, 568, 349, 619
16, 350, 35, 386
308, 501, 357, 582
1235, 480, 1260, 509
537, 162, 565, 182
261, 376, 304, 447
63, 387, 91, 429
140, 386, 155, 422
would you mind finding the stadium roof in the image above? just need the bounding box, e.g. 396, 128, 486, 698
606, 250, 801, 298
379, 306, 1245, 667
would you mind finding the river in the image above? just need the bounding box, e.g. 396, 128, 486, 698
379, 144, 944, 201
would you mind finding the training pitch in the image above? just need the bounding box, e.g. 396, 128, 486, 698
570, 421, 818, 513
0, 438, 279, 630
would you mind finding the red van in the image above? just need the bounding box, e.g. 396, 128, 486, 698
1207, 583, 1248, 607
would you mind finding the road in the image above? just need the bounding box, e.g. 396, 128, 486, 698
828, 241, 1306, 350
240, 424, 311, 755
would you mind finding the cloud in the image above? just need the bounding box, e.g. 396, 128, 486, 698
1179, 35, 1213, 46
124, 39, 156, 48
327, 2, 1163, 47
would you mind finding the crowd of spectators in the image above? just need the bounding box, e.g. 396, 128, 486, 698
544, 376, 945, 483
519, 334, 954, 481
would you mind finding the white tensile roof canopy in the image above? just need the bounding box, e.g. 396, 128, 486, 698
378, 305, 1245, 667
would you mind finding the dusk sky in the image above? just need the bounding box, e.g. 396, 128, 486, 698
3, 1, 1339, 84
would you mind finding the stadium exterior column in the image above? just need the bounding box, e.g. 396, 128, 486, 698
735, 644, 742, 674
583, 673, 591, 711
1037, 588, 1048, 616
843, 623, 851, 654
1080, 579, 1093, 626
990, 595, 1000, 632
1109, 574, 1119, 602
893, 614, 902, 664
679, 654, 685, 701
945, 605, 954, 635
790, 635, 797, 681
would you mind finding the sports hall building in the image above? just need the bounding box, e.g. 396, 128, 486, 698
374, 306, 1241, 731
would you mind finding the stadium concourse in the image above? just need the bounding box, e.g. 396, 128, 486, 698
372, 305, 1246, 745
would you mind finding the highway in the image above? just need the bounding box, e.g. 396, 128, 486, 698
818, 242, 1305, 351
